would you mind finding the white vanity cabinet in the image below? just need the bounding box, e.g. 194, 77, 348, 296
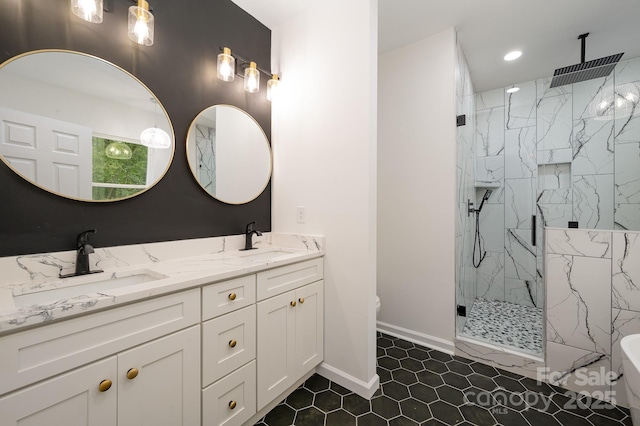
0, 290, 201, 426
256, 259, 324, 410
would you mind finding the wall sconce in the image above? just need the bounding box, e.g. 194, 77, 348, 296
128, 0, 154, 46
71, 0, 104, 23
216, 47, 278, 96
267, 74, 279, 102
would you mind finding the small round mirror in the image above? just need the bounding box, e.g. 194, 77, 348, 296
186, 105, 272, 204
0, 50, 175, 202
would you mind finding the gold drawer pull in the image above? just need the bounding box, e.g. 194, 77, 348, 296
299, 297, 305, 304
228, 293, 237, 301
229, 401, 237, 410
290, 301, 296, 307
229, 340, 237, 348
98, 379, 112, 392
127, 368, 139, 380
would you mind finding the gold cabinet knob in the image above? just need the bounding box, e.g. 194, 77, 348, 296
299, 297, 305, 304
229, 340, 237, 348
229, 401, 237, 410
127, 368, 139, 380
98, 379, 112, 392
290, 301, 296, 307
228, 293, 237, 301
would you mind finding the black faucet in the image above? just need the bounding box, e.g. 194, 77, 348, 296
60, 230, 103, 278
242, 222, 262, 251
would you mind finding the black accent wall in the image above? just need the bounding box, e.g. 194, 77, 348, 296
0, 0, 272, 256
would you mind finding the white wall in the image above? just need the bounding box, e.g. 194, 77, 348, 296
270, 0, 379, 398
377, 29, 457, 351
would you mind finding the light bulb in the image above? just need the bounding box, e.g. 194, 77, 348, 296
71, 0, 103, 23
244, 62, 259, 93
217, 48, 235, 82
133, 19, 149, 44
267, 74, 279, 101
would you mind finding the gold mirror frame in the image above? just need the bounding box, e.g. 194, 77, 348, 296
186, 105, 272, 205
0, 49, 175, 202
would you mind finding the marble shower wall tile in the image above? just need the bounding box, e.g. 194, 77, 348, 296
573, 174, 614, 229
612, 232, 640, 312
546, 254, 611, 354
537, 94, 572, 152
505, 179, 535, 228
572, 74, 614, 121
615, 142, 640, 204
505, 229, 536, 282
611, 308, 640, 407
537, 188, 571, 204
615, 111, 640, 144
505, 127, 536, 179
506, 81, 537, 129
537, 202, 573, 228
478, 203, 504, 253
505, 277, 537, 307
475, 251, 505, 301
546, 228, 612, 258
537, 147, 572, 165
537, 77, 572, 100
194, 124, 216, 194
476, 87, 505, 111
476, 107, 505, 157
538, 163, 571, 190
615, 57, 640, 85
572, 118, 614, 175
616, 204, 640, 230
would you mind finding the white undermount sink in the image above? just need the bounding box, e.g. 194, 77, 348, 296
12, 269, 168, 307
231, 248, 296, 261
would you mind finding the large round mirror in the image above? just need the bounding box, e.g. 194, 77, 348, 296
0, 50, 174, 202
187, 105, 272, 204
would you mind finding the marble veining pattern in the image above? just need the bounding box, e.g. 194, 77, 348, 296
194, 124, 216, 194
461, 297, 543, 355
612, 232, 640, 312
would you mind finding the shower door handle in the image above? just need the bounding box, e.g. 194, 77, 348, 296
531, 215, 536, 247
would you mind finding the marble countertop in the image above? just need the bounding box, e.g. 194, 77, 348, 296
0, 236, 323, 335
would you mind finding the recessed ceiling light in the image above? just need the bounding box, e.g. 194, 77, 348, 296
506, 87, 520, 93
504, 51, 522, 61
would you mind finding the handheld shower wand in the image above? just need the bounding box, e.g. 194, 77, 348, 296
476, 189, 493, 214
473, 189, 492, 268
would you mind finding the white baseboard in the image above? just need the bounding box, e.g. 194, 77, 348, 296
376, 320, 455, 355
316, 363, 380, 400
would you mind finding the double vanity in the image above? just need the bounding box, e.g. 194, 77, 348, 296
0, 233, 324, 425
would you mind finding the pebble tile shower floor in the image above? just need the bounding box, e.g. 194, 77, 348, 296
254, 332, 632, 425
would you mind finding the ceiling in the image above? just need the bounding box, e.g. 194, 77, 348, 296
234, 0, 640, 92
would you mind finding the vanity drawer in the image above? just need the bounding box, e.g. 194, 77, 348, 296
202, 360, 256, 426
202, 275, 256, 321
202, 305, 256, 387
257, 258, 323, 301
0, 289, 200, 396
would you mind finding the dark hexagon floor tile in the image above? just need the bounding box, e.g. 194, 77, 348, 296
393, 368, 418, 385
400, 398, 431, 422
553, 409, 594, 426
383, 380, 411, 400
421, 419, 447, 425
459, 403, 496, 425
408, 383, 438, 404
407, 347, 430, 361
371, 395, 401, 419
522, 408, 562, 426
378, 367, 393, 383
394, 339, 414, 350
356, 412, 388, 426
304, 374, 330, 392
580, 396, 628, 421
387, 347, 409, 360
263, 404, 296, 426
470, 362, 499, 378
400, 358, 424, 372
428, 400, 463, 424
521, 391, 560, 414
378, 337, 394, 348
437, 384, 467, 406
343, 393, 371, 416
379, 356, 402, 370
326, 409, 356, 426
467, 373, 497, 391
377, 347, 386, 358
490, 406, 529, 426
330, 382, 352, 396
429, 351, 453, 363
445, 360, 473, 376
314, 389, 342, 413
416, 370, 444, 387
389, 416, 419, 426
496, 368, 523, 379
492, 375, 526, 393
441, 371, 471, 390
587, 413, 630, 426
294, 406, 325, 425
422, 359, 448, 374
286, 387, 314, 409
519, 376, 555, 396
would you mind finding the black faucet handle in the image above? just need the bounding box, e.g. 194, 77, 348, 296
77, 229, 97, 246
245, 222, 256, 233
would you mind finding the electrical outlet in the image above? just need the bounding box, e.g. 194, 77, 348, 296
296, 206, 306, 224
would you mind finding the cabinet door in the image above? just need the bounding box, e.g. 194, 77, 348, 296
257, 290, 296, 410
296, 280, 324, 376
0, 357, 117, 426
117, 326, 200, 426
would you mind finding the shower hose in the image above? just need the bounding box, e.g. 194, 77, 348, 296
472, 210, 487, 268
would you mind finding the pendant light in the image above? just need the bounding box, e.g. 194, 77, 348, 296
128, 0, 154, 46
105, 141, 133, 159
244, 62, 260, 93
71, 0, 103, 23
267, 74, 279, 101
217, 47, 235, 82
140, 98, 171, 149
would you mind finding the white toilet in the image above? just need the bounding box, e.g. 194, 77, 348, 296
376, 295, 381, 317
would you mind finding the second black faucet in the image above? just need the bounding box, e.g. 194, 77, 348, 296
242, 222, 262, 251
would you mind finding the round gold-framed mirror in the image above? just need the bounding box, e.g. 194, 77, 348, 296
0, 49, 175, 202
186, 105, 272, 204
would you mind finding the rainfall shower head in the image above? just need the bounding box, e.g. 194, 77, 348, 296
550, 33, 624, 88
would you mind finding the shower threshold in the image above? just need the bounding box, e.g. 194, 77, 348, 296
461, 297, 543, 357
